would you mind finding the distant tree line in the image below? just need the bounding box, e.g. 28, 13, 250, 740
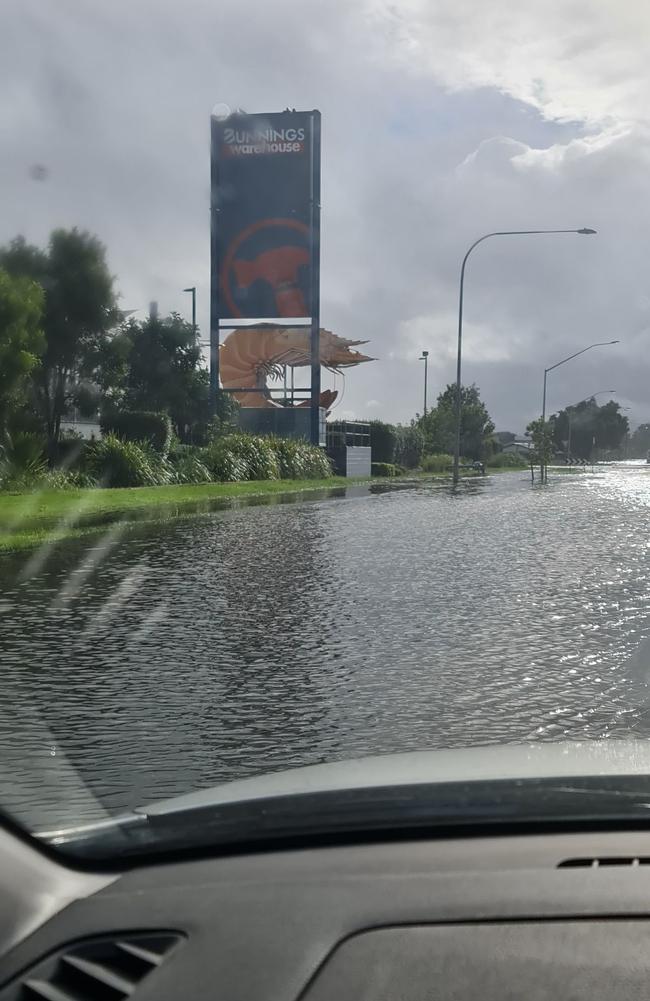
628, 423, 650, 458
362, 383, 499, 474
549, 398, 629, 460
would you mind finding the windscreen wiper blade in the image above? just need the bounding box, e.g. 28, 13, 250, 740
36, 774, 650, 862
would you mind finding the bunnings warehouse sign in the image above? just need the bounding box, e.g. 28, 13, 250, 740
211, 109, 321, 321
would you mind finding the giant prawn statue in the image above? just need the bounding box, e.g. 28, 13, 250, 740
219, 325, 374, 411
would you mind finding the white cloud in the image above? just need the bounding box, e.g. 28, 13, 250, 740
368, 0, 650, 128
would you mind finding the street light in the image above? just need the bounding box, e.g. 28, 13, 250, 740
452, 227, 597, 486
541, 340, 619, 480
183, 286, 197, 337
419, 351, 429, 416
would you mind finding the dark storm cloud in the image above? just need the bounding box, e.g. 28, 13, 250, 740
2, 0, 649, 431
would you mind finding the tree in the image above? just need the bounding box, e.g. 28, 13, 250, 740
419, 384, 495, 461
494, 431, 516, 451
526, 416, 554, 480
368, 420, 397, 463
394, 421, 424, 468
552, 397, 628, 460
108, 313, 209, 441
0, 269, 44, 432
0, 229, 117, 452
594, 400, 629, 453
630, 423, 650, 458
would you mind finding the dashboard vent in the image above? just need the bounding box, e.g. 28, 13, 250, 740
3, 933, 182, 1001
558, 857, 650, 868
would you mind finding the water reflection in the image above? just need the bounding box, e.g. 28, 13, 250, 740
2, 466, 650, 828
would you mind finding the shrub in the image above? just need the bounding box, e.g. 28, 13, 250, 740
486, 452, 528, 468
101, 410, 172, 454
203, 438, 249, 481
0, 432, 99, 491
299, 443, 333, 479
372, 462, 397, 477
268, 437, 306, 479
39, 469, 98, 490
0, 431, 47, 490
54, 435, 87, 470
394, 423, 424, 469
85, 434, 173, 488
205, 393, 241, 441
369, 420, 397, 463
421, 453, 453, 473
219, 434, 280, 481
168, 446, 213, 484
269, 436, 332, 479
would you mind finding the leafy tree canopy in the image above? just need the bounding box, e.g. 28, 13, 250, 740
102, 313, 209, 441
0, 268, 44, 432
418, 383, 495, 461
552, 397, 628, 459
0, 229, 116, 448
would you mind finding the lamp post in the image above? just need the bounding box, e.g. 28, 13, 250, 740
183, 286, 197, 337
419, 351, 429, 416
452, 227, 597, 486
541, 341, 618, 480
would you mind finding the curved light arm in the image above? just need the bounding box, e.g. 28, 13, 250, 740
545, 341, 619, 376
452, 227, 597, 485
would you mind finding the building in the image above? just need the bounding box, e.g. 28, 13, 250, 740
502, 440, 533, 459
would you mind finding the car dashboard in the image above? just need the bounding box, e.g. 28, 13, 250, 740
3, 823, 650, 999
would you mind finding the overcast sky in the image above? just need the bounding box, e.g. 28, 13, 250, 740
3, 0, 650, 432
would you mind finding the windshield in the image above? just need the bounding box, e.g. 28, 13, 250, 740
2, 0, 650, 859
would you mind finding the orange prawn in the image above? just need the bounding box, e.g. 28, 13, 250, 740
219, 325, 374, 409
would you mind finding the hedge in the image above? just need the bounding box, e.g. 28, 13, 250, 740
369, 420, 397, 464
371, 462, 398, 477
85, 434, 173, 488
421, 453, 452, 472
100, 410, 172, 454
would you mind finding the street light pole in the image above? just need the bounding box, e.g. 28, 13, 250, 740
541, 342, 618, 481
419, 351, 429, 416
183, 286, 197, 338
453, 228, 596, 486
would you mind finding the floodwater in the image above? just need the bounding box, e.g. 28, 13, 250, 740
3, 465, 650, 831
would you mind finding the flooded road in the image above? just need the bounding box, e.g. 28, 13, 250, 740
3, 466, 650, 830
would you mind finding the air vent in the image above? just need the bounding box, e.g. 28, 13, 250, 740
2, 933, 182, 1001
558, 857, 650, 868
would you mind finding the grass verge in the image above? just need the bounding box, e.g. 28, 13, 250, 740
0, 477, 357, 554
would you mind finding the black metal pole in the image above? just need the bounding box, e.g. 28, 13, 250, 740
453, 245, 473, 486
209, 117, 220, 417
309, 111, 322, 446
541, 367, 548, 482
420, 350, 429, 416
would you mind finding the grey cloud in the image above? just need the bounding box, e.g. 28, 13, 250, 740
2, 0, 650, 432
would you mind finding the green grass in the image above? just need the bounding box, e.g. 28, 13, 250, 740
0, 478, 357, 553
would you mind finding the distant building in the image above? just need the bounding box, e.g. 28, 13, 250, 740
502, 440, 533, 459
